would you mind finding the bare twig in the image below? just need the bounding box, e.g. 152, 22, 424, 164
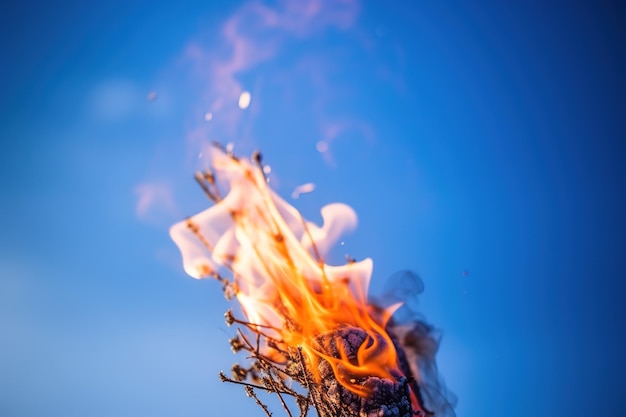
219, 371, 294, 396
244, 386, 273, 417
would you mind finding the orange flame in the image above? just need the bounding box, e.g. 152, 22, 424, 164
170, 147, 404, 396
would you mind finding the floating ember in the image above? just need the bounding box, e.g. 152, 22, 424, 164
170, 145, 454, 416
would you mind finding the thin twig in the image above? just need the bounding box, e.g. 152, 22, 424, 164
244, 386, 273, 417
263, 374, 294, 417
220, 372, 294, 396
298, 347, 325, 417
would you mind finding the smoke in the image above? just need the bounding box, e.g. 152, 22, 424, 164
135, 0, 366, 221
373, 271, 458, 416
178, 0, 369, 159
134, 182, 178, 224
134, 0, 407, 222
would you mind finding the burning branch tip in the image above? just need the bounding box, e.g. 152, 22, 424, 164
235, 317, 281, 332
211, 141, 239, 160
193, 171, 219, 202
266, 338, 281, 351
218, 370, 228, 382
231, 363, 248, 381
202, 170, 215, 184
230, 336, 245, 353
185, 217, 196, 231
252, 150, 263, 165
224, 310, 235, 326
211, 141, 226, 152
226, 313, 284, 351
222, 284, 237, 301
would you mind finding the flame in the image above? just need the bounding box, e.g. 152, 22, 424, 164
170, 146, 404, 396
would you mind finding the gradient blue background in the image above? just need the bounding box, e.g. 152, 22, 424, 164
1, 1, 624, 416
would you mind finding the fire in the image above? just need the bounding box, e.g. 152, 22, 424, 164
170, 146, 406, 397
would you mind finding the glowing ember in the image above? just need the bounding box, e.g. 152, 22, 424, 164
316, 140, 329, 152
238, 91, 251, 109
291, 182, 316, 199
170, 145, 453, 416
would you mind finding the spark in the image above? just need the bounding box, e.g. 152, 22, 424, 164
291, 182, 316, 199
239, 91, 251, 109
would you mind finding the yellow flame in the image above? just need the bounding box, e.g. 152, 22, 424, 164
170, 147, 403, 396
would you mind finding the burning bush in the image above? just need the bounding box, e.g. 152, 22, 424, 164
170, 145, 455, 416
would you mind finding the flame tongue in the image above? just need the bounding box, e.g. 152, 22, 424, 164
170, 147, 402, 395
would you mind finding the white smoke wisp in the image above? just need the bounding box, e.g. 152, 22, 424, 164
181, 0, 361, 153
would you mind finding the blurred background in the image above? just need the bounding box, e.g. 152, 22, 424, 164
1, 1, 624, 416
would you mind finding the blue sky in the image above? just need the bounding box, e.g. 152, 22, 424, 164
1, 1, 624, 416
